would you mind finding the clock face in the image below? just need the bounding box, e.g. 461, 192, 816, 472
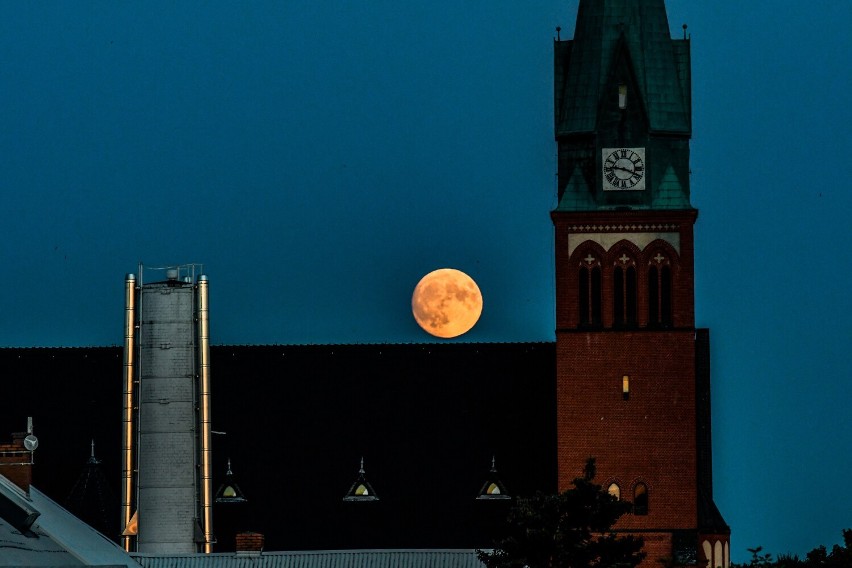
602, 147, 646, 191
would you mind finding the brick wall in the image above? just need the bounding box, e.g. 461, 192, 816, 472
236, 531, 264, 553
553, 209, 701, 566
0, 433, 32, 493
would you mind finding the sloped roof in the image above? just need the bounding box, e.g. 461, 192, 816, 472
556, 0, 690, 135
0, 474, 140, 567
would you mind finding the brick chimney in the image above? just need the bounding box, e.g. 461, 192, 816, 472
235, 531, 264, 555
0, 432, 33, 494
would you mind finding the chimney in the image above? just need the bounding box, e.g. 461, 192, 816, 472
0, 432, 33, 494
235, 531, 264, 556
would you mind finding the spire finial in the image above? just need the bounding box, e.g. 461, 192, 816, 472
491, 455, 497, 472
556, 26, 561, 41
226, 458, 233, 476
359, 456, 365, 474
88, 439, 100, 464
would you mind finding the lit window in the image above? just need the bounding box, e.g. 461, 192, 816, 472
608, 483, 620, 500
355, 484, 370, 496
486, 483, 501, 495
223, 485, 236, 498
633, 483, 648, 515
702, 540, 712, 568
622, 375, 630, 400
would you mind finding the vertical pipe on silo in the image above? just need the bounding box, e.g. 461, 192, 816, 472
121, 274, 136, 552
196, 275, 214, 553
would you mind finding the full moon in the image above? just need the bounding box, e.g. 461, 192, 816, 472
411, 268, 483, 339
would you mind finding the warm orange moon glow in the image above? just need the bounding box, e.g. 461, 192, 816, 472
411, 268, 483, 338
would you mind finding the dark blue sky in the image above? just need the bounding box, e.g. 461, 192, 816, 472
0, 1, 849, 561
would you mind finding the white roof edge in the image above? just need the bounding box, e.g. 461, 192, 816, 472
29, 484, 143, 568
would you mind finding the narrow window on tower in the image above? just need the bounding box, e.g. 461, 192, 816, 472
626, 266, 637, 323
578, 255, 602, 327
622, 375, 630, 400
614, 255, 637, 326
648, 266, 659, 324
660, 265, 672, 325
648, 254, 673, 327
633, 483, 648, 515
591, 266, 602, 325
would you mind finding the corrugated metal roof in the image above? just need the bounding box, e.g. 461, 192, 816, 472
134, 550, 484, 568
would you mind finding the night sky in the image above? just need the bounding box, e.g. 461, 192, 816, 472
0, 1, 850, 562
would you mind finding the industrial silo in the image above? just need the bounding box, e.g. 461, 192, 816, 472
121, 264, 213, 553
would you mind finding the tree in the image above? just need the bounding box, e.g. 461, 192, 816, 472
731, 529, 852, 568
477, 459, 645, 568
805, 529, 852, 568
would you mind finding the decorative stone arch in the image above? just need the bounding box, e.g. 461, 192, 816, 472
642, 239, 680, 327
570, 241, 607, 328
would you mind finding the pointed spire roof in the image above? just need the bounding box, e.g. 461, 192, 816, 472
556, 0, 690, 135
215, 458, 247, 504
343, 457, 379, 502
65, 440, 116, 537
476, 456, 511, 500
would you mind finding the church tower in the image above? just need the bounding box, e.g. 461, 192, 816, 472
551, 1, 729, 566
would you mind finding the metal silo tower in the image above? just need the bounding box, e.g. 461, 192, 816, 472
121, 264, 214, 553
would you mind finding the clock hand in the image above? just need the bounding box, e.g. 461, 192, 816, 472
612, 165, 637, 175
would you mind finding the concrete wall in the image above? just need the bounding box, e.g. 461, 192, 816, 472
137, 282, 198, 554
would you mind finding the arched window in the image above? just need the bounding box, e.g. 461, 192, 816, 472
578, 253, 602, 327
633, 483, 648, 515
613, 254, 637, 326
607, 483, 621, 500
702, 541, 712, 568
648, 253, 672, 326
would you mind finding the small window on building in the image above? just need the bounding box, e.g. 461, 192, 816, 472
702, 540, 712, 568
607, 483, 620, 500
648, 255, 673, 327
614, 260, 637, 326
622, 375, 630, 400
579, 259, 602, 327
633, 483, 648, 515
486, 483, 501, 495
355, 484, 370, 496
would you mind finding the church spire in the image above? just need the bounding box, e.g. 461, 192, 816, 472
554, 0, 692, 210
555, 0, 690, 137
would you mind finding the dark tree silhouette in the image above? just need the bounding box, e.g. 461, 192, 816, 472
478, 458, 644, 568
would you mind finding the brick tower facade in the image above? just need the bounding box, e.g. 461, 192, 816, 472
551, 1, 729, 566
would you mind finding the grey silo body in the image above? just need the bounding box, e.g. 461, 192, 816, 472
130, 272, 212, 554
